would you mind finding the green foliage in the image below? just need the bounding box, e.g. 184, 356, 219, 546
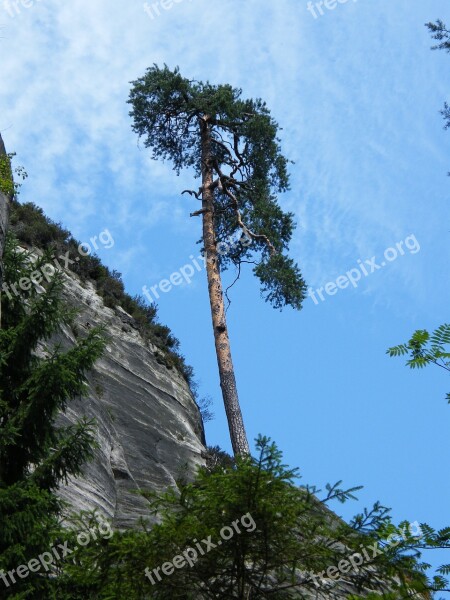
9, 200, 195, 386
0, 234, 106, 598
195, 396, 214, 424
0, 483, 62, 598
10, 201, 71, 249
388, 321, 450, 593
204, 445, 235, 471
426, 20, 450, 166
254, 253, 305, 310
0, 153, 27, 198
387, 324, 450, 402
62, 436, 429, 599
128, 64, 307, 310
426, 20, 450, 53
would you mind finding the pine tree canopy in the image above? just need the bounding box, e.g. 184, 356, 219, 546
128, 64, 307, 310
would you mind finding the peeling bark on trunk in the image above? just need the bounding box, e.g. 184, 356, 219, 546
0, 133, 11, 328
200, 117, 250, 457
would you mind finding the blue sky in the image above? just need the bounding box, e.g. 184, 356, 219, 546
1, 0, 450, 589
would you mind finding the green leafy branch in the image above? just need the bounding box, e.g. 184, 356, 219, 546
387, 324, 450, 402
0, 152, 28, 198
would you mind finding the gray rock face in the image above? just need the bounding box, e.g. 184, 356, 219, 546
55, 269, 205, 529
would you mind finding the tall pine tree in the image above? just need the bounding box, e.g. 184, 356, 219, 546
128, 66, 306, 455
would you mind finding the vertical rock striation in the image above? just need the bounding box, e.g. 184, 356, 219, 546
56, 269, 206, 529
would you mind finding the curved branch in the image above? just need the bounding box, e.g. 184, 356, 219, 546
211, 135, 245, 180
210, 134, 234, 159
227, 186, 276, 255
224, 261, 241, 313
233, 133, 246, 168
182, 188, 202, 200
213, 163, 277, 256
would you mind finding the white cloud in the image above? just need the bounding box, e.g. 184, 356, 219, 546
0, 0, 448, 308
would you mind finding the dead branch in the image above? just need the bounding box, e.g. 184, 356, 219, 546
182, 187, 203, 200
190, 208, 209, 217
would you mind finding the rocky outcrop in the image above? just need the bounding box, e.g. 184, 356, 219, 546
54, 268, 205, 529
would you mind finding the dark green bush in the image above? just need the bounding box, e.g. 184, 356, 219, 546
10, 202, 70, 249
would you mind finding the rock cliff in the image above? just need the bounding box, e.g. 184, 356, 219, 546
54, 267, 206, 529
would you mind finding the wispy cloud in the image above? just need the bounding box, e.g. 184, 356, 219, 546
0, 0, 448, 310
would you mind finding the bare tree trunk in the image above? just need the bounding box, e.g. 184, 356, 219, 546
0, 133, 11, 328
200, 117, 250, 457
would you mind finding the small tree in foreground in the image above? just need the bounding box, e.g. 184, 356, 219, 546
128, 65, 307, 455
0, 234, 105, 598
62, 436, 431, 599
